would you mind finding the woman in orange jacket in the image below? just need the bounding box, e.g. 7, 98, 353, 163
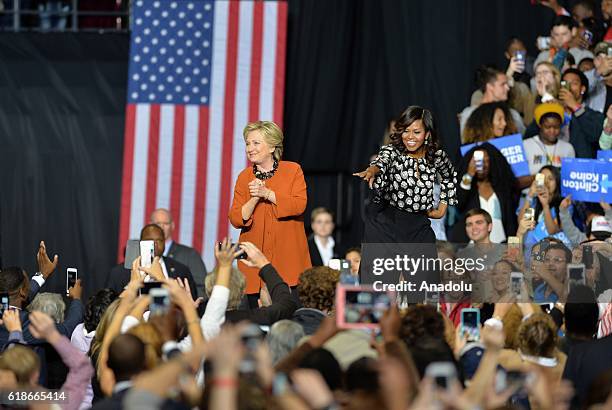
229, 121, 311, 298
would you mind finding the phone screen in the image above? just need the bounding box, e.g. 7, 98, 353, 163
66, 269, 77, 292
343, 290, 391, 325
511, 276, 522, 294
140, 240, 155, 267
569, 267, 584, 281
0, 294, 9, 315
461, 309, 480, 341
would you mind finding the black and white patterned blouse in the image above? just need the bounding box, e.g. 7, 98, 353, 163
370, 144, 458, 212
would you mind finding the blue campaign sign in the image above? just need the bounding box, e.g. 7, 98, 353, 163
561, 158, 612, 203
597, 150, 612, 161
460, 134, 530, 177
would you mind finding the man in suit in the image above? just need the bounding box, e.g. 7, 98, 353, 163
105, 224, 198, 300
307, 207, 340, 267
91, 334, 146, 410
151, 208, 208, 297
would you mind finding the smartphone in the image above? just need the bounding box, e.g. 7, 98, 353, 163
425, 362, 457, 391
514, 50, 525, 62
535, 172, 546, 188
524, 207, 535, 222
240, 323, 264, 373
140, 281, 163, 295
217, 242, 247, 260
460, 308, 480, 342
124, 239, 140, 269
583, 29, 593, 45
560, 80, 570, 91
539, 303, 554, 314
537, 36, 551, 50
336, 285, 394, 329
330, 259, 357, 285
473, 150, 484, 172
140, 240, 155, 268
567, 263, 586, 289
511, 272, 524, 298
0, 293, 9, 316
582, 245, 593, 269
66, 268, 78, 295
508, 236, 521, 260
607, 47, 612, 57
149, 288, 170, 316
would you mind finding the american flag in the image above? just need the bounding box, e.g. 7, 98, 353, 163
118, 0, 288, 267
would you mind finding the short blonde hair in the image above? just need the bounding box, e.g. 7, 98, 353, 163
205, 267, 246, 310
243, 121, 284, 161
0, 345, 40, 384
310, 207, 333, 223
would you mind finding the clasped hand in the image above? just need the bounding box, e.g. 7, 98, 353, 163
248, 179, 270, 199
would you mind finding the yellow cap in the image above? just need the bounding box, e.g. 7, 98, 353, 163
534, 102, 564, 126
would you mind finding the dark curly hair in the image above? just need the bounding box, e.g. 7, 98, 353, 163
389, 106, 440, 165
297, 267, 340, 312
399, 305, 446, 347
84, 288, 118, 333
462, 101, 518, 144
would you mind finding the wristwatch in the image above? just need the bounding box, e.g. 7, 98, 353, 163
461, 173, 473, 185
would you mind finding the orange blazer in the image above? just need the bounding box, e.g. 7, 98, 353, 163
229, 161, 312, 294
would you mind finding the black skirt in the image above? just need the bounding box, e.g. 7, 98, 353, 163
363, 198, 436, 244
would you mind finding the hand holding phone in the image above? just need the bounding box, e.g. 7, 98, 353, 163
524, 207, 535, 222
425, 362, 457, 391
0, 293, 9, 317
473, 150, 484, 172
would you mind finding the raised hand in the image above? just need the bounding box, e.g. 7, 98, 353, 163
214, 238, 243, 268
1, 309, 22, 333
37, 240, 59, 279
68, 278, 83, 300
139, 256, 165, 281
353, 165, 380, 189
239, 242, 270, 269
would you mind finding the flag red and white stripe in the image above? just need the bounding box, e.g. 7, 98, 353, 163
118, 0, 288, 268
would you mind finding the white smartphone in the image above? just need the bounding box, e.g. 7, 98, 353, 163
425, 362, 457, 391
66, 268, 78, 295
510, 272, 524, 298
524, 207, 535, 222
140, 240, 155, 268
473, 150, 484, 172
567, 263, 586, 292
149, 288, 170, 316
535, 173, 546, 188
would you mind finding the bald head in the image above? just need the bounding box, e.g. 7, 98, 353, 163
150, 208, 174, 241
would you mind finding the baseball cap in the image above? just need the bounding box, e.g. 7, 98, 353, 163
591, 216, 612, 234
593, 41, 612, 57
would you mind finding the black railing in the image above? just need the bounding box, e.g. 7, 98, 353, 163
0, 0, 131, 32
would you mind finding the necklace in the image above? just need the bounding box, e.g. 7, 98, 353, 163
253, 159, 278, 180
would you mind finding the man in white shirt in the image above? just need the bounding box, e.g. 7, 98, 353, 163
523, 102, 575, 176
307, 207, 338, 267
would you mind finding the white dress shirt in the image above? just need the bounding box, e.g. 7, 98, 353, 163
314, 235, 335, 266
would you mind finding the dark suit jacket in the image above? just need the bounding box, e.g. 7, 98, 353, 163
563, 334, 612, 408
225, 264, 297, 325
105, 257, 197, 300
307, 236, 340, 267
91, 388, 129, 410
166, 241, 207, 297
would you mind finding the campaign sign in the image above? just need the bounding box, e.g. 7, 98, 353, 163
460, 134, 530, 177
597, 150, 612, 162
561, 158, 612, 203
